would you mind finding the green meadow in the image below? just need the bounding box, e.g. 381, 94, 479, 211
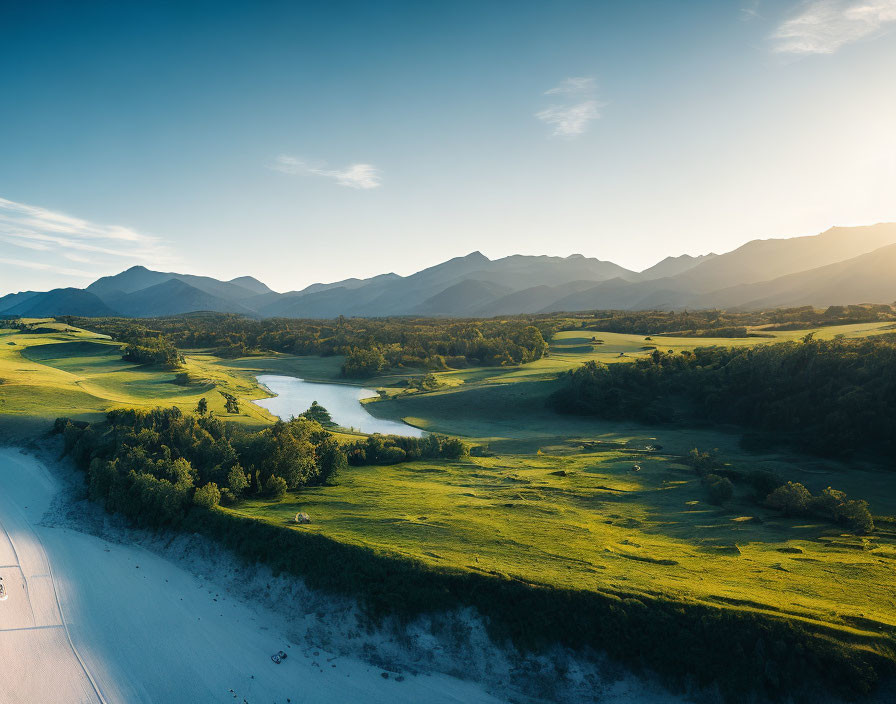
229, 447, 896, 644
3, 318, 896, 672
0, 320, 276, 432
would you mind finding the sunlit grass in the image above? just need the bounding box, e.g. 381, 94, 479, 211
227, 445, 896, 643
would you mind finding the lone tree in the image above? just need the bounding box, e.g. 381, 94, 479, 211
302, 401, 332, 425
196, 397, 208, 415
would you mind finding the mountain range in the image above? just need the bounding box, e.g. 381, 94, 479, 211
3, 223, 896, 319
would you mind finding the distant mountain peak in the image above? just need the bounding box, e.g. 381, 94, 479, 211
5, 222, 895, 319
228, 275, 274, 295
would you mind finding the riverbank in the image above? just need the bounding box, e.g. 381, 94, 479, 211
251, 373, 424, 436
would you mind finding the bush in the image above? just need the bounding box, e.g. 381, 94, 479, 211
264, 475, 288, 499
705, 474, 734, 504
765, 482, 812, 515
316, 437, 347, 484
685, 448, 720, 476
193, 482, 221, 508
377, 446, 407, 464
746, 469, 783, 500
840, 499, 874, 534
226, 464, 249, 496
811, 487, 875, 533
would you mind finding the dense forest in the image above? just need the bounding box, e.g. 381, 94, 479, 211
56, 407, 466, 526
549, 334, 896, 458
67, 313, 552, 376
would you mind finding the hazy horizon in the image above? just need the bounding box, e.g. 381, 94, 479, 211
3, 219, 896, 296
2, 1, 895, 294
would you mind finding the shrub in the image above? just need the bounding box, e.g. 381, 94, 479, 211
226, 464, 249, 496
705, 474, 734, 504
193, 482, 221, 508
840, 499, 874, 534
811, 487, 874, 533
316, 437, 347, 484
746, 469, 783, 500
377, 446, 407, 464
765, 482, 812, 516
686, 448, 720, 476
264, 475, 288, 499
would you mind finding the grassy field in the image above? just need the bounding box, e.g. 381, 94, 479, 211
0, 321, 276, 433
221, 319, 896, 657
3, 318, 896, 669
227, 445, 896, 645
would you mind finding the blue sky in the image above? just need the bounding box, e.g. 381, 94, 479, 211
2, 0, 895, 294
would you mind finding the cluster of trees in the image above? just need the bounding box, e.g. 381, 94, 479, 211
550, 335, 896, 457
67, 313, 552, 377
405, 373, 442, 392
121, 336, 183, 368
766, 482, 874, 533
683, 449, 874, 533
56, 404, 470, 527
218, 391, 240, 414
344, 433, 467, 465
56, 408, 349, 526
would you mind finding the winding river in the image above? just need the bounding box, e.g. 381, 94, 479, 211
252, 374, 424, 437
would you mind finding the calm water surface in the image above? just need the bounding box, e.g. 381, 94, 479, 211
252, 374, 423, 437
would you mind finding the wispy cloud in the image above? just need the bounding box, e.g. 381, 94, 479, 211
535, 102, 602, 138
0, 197, 174, 290
771, 0, 896, 54
545, 77, 597, 95
536, 77, 603, 138
271, 155, 382, 189
740, 0, 762, 21
3, 236, 51, 252
0, 256, 96, 279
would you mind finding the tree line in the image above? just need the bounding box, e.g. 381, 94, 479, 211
549, 334, 896, 458
66, 313, 552, 376
562, 303, 895, 336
